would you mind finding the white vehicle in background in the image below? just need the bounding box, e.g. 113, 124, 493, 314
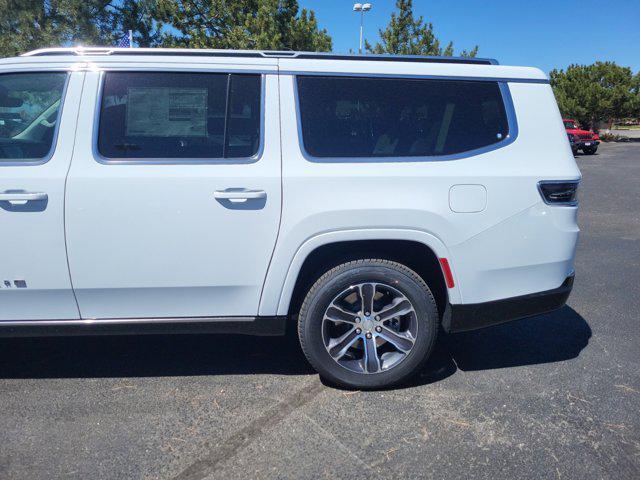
0, 48, 580, 389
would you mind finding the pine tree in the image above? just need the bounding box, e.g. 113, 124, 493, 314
158, 0, 332, 51
551, 62, 640, 129
365, 0, 477, 57
0, 0, 330, 57
0, 0, 166, 57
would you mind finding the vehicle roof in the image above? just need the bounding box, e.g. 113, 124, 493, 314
0, 47, 549, 82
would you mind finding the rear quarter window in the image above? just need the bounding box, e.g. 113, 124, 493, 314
296, 76, 510, 160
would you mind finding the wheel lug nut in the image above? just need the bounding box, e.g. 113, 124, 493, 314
375, 315, 380, 321
365, 332, 372, 339
355, 317, 360, 322
365, 312, 370, 316
355, 328, 362, 334
375, 326, 382, 333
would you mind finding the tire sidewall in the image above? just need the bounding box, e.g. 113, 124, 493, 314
300, 262, 438, 389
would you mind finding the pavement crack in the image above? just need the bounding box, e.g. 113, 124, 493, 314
302, 412, 378, 475
171, 378, 325, 480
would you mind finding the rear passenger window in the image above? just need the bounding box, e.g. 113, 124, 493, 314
98, 72, 261, 160
296, 76, 509, 159
0, 72, 67, 162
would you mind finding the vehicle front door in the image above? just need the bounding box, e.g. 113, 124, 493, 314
0, 70, 83, 321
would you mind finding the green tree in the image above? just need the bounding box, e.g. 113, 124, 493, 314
0, 1, 165, 57
158, 0, 332, 51
365, 0, 478, 57
550, 62, 640, 129
0, 0, 73, 57
109, 0, 167, 47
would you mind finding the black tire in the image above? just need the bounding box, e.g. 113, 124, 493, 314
583, 146, 597, 155
297, 259, 438, 389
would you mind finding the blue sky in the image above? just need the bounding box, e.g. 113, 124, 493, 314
299, 0, 640, 73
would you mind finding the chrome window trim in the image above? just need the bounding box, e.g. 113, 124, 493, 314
92, 69, 266, 166
293, 75, 519, 164
0, 71, 71, 167
537, 179, 580, 207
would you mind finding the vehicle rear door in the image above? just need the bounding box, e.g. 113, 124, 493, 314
65, 63, 281, 319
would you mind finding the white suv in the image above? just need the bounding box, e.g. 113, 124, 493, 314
0, 48, 580, 388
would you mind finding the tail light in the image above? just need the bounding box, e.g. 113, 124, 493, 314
538, 180, 579, 206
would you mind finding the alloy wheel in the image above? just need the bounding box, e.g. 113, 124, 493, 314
321, 282, 418, 374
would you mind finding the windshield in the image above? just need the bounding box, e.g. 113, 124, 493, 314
564, 121, 578, 129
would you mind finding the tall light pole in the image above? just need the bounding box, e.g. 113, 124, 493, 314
353, 3, 372, 54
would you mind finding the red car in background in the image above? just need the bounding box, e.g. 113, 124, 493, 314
564, 118, 600, 155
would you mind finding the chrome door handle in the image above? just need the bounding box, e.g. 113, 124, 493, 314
213, 189, 267, 201
0, 192, 48, 203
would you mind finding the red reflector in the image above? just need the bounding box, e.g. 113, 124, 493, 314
439, 258, 455, 289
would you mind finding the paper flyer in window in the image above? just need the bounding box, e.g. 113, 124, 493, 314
125, 87, 207, 137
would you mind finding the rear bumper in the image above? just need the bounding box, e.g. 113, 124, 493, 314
445, 274, 574, 333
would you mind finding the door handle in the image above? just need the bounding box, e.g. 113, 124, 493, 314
213, 189, 267, 201
0, 191, 48, 203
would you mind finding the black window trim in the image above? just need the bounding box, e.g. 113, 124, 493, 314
0, 70, 70, 167
93, 70, 265, 165
294, 73, 519, 163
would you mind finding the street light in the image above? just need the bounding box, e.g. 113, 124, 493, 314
353, 3, 372, 55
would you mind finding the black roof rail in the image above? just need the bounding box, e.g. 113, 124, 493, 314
294, 52, 497, 65
21, 48, 498, 65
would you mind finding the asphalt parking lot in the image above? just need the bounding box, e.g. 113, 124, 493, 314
1, 142, 639, 480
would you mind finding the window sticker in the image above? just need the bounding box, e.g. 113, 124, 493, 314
125, 87, 207, 137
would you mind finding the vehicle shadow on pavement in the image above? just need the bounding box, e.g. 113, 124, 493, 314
0, 306, 590, 385
406, 305, 592, 388
447, 306, 591, 371
0, 332, 315, 379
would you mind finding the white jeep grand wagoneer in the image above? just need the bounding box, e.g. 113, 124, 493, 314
0, 48, 580, 388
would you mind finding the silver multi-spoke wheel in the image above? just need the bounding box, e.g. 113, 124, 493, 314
299, 259, 438, 389
322, 282, 418, 374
